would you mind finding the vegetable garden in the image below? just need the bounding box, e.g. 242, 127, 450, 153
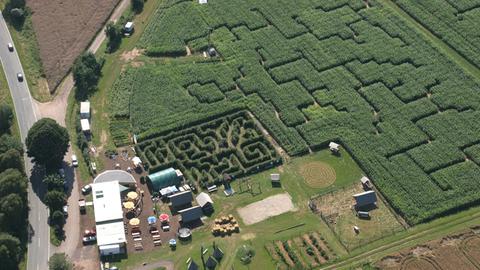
110, 0, 480, 224
135, 111, 280, 188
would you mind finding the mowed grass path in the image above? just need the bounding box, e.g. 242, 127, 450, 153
110, 150, 362, 269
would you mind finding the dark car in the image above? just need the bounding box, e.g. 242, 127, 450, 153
82, 235, 96, 245
7, 43, 14, 52
17, 73, 23, 82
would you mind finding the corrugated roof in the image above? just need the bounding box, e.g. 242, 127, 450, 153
178, 206, 203, 223
96, 221, 126, 246
92, 181, 123, 223
148, 168, 182, 191
196, 192, 213, 207
353, 190, 377, 207
169, 190, 193, 207
80, 101, 90, 115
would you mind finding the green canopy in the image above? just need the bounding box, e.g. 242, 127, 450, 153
148, 168, 181, 191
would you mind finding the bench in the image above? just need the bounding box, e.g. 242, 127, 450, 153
152, 234, 161, 239
162, 225, 170, 231
207, 185, 218, 193
153, 240, 162, 246
133, 237, 142, 241
150, 230, 159, 234
131, 232, 141, 236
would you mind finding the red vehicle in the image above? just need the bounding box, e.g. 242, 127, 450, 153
84, 228, 96, 237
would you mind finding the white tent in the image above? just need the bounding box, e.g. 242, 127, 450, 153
132, 156, 142, 167
329, 142, 340, 152
199, 0, 207, 4
80, 101, 90, 119
80, 119, 90, 132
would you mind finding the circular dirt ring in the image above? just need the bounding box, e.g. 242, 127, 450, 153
299, 162, 336, 188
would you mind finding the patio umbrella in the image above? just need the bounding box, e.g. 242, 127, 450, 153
159, 213, 169, 223
123, 201, 135, 210
147, 216, 157, 225
127, 191, 138, 201
129, 218, 140, 226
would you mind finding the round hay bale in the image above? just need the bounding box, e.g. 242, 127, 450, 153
299, 162, 336, 188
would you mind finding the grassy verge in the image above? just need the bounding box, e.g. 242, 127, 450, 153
50, 226, 62, 247
0, 4, 51, 101
65, 89, 93, 183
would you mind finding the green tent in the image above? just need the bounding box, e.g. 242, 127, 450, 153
148, 168, 181, 191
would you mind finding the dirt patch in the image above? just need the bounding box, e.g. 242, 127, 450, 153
299, 162, 336, 188
376, 229, 480, 270
28, 0, 120, 91
241, 233, 256, 240
237, 193, 296, 225
121, 48, 144, 61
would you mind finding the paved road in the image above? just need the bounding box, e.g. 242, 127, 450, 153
0, 12, 50, 270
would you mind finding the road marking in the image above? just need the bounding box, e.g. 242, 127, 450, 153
38, 238, 40, 247
37, 214, 40, 222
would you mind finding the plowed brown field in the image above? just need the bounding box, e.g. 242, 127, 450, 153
27, 0, 120, 91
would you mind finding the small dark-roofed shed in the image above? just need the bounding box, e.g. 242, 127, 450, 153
213, 247, 224, 261
178, 206, 203, 223
196, 192, 214, 215
168, 190, 193, 209
205, 256, 217, 269
353, 190, 377, 208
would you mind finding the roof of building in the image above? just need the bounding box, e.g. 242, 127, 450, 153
353, 190, 377, 207
160, 185, 179, 196
80, 101, 90, 114
148, 168, 183, 191
213, 247, 224, 261
188, 261, 199, 270
196, 192, 213, 207
92, 181, 123, 223
80, 119, 90, 131
178, 205, 203, 223
360, 176, 370, 184
124, 22, 133, 29
205, 256, 217, 269
329, 142, 340, 149
168, 190, 193, 207
96, 221, 126, 246
93, 170, 136, 185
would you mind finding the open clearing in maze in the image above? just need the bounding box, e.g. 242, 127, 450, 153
110, 0, 480, 224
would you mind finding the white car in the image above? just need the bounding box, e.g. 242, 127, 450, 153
81, 184, 92, 195
63, 205, 68, 217
17, 72, 23, 82
7, 43, 13, 52
71, 154, 78, 167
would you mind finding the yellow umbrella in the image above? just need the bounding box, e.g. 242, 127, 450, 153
123, 201, 134, 210
129, 218, 140, 226
127, 191, 138, 201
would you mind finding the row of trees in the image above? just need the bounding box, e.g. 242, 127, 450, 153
0, 104, 28, 270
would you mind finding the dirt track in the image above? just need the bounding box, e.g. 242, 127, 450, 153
27, 0, 120, 91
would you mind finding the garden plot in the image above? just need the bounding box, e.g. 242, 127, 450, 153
238, 193, 296, 225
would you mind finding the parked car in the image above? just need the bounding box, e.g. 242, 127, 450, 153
63, 205, 68, 217
82, 235, 96, 245
81, 184, 92, 195
17, 73, 23, 82
7, 43, 13, 52
71, 154, 78, 167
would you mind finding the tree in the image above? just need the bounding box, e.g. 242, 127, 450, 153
131, 0, 144, 13
43, 174, 64, 191
26, 118, 69, 168
0, 149, 23, 172
0, 233, 21, 270
72, 53, 101, 100
0, 193, 26, 231
44, 190, 65, 211
0, 134, 23, 154
9, 0, 25, 8
105, 22, 123, 53
49, 253, 73, 270
50, 210, 65, 227
0, 103, 13, 133
0, 169, 27, 198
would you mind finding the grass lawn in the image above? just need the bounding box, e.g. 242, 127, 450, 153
108, 149, 365, 269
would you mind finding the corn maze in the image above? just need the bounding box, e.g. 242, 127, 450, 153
134, 111, 281, 188
110, 0, 480, 224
